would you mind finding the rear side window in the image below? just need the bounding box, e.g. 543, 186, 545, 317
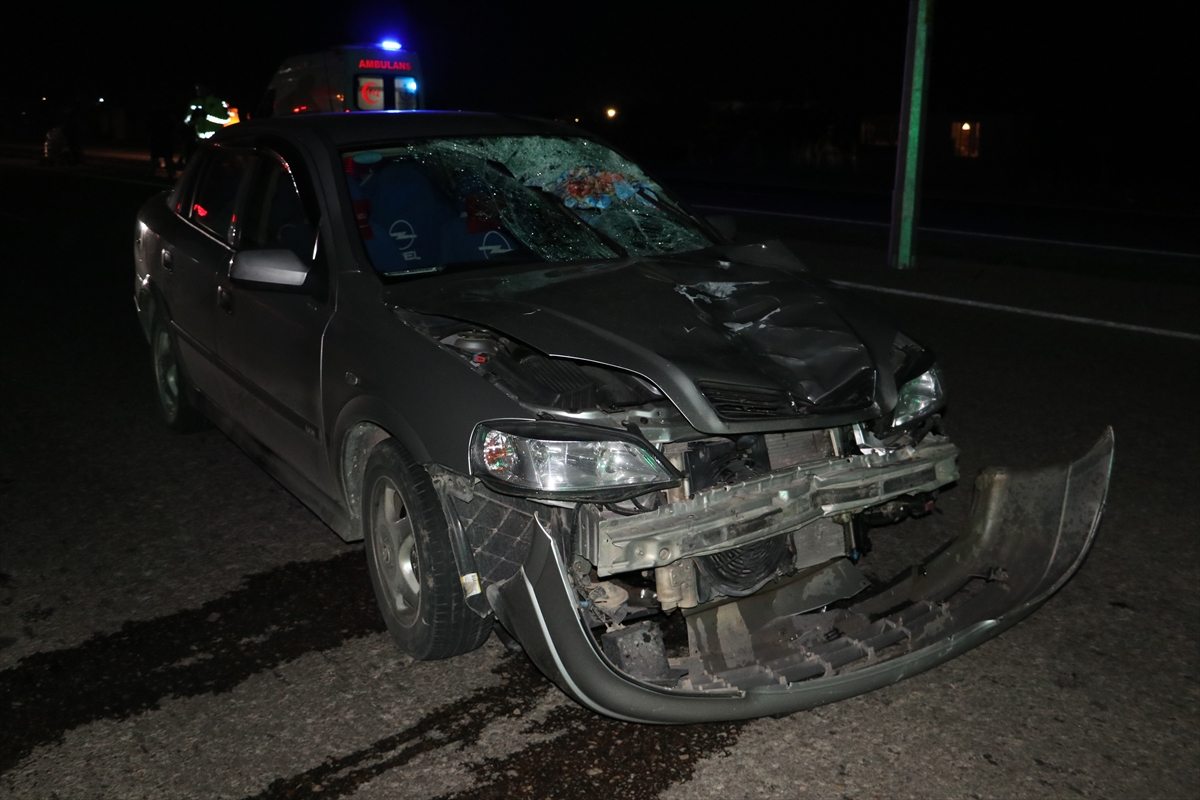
168, 155, 202, 214
191, 150, 249, 243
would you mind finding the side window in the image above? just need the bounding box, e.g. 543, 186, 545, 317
190, 150, 250, 243
240, 155, 317, 263
168, 149, 206, 214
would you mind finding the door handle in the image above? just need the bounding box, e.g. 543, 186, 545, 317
217, 286, 234, 313
161, 249, 173, 270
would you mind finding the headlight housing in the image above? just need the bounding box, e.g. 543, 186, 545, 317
892, 365, 946, 428
469, 420, 680, 501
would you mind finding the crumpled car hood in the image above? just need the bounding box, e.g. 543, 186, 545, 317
391, 241, 900, 433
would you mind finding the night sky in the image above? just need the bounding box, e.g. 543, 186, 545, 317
4, 2, 1184, 113
3, 1, 1193, 192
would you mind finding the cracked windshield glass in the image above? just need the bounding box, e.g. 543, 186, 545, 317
342, 136, 713, 275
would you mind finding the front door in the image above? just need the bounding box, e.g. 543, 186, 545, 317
214, 151, 334, 493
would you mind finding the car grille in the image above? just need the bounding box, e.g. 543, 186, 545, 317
698, 370, 876, 422
697, 383, 796, 420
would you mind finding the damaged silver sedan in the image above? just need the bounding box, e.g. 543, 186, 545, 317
133, 111, 1113, 723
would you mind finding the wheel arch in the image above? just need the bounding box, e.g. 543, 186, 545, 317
332, 395, 435, 541
137, 279, 170, 342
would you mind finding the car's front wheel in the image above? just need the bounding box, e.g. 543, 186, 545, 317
150, 315, 208, 432
363, 439, 492, 660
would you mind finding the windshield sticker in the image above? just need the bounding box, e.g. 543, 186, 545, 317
352, 199, 374, 240
465, 195, 502, 233
388, 219, 418, 251
478, 231, 514, 259
353, 151, 383, 164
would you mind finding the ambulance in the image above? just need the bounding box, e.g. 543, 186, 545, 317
261, 41, 424, 116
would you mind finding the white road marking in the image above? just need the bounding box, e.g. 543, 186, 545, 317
698, 203, 889, 229
695, 203, 1200, 259
831, 280, 1200, 342
920, 226, 1200, 259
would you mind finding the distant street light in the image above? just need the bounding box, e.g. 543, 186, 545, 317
606, 108, 617, 119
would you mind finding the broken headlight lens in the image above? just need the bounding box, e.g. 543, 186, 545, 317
892, 365, 946, 428
469, 421, 679, 500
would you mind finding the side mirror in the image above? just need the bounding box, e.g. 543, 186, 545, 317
706, 214, 737, 242
230, 249, 309, 287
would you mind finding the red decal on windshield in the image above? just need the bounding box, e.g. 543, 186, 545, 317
465, 195, 501, 234
352, 199, 374, 240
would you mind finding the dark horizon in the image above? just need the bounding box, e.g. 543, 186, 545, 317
4, 1, 1194, 201
6, 3, 1186, 113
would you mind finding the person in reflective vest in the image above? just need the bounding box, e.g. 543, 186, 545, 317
185, 84, 231, 142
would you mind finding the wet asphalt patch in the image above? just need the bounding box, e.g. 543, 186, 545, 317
438, 702, 744, 800
2, 544, 747, 798
243, 652, 553, 799
0, 551, 383, 774
245, 651, 744, 800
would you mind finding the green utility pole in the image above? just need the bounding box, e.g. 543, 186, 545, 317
888, 0, 934, 270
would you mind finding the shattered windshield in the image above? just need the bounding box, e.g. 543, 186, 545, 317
342, 136, 712, 275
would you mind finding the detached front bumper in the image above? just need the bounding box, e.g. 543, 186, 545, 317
487, 429, 1115, 723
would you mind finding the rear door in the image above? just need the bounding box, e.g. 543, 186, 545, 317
160, 146, 252, 399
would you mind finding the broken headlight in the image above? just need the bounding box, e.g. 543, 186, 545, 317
892, 365, 946, 428
469, 420, 680, 501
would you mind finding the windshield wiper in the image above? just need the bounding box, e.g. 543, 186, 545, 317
634, 186, 709, 239
528, 187, 629, 259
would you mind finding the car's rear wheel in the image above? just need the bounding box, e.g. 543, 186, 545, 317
363, 439, 492, 660
150, 315, 208, 432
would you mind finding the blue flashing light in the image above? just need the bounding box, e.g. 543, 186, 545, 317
399, 77, 418, 94
379, 40, 402, 51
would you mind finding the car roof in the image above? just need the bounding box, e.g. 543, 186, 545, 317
217, 110, 584, 148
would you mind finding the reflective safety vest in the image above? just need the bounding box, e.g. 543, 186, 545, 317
185, 95, 231, 139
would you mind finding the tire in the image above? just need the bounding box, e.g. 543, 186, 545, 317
363, 439, 492, 660
150, 315, 209, 432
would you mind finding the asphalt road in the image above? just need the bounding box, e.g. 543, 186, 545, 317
1, 163, 1197, 799
662, 176, 1199, 256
